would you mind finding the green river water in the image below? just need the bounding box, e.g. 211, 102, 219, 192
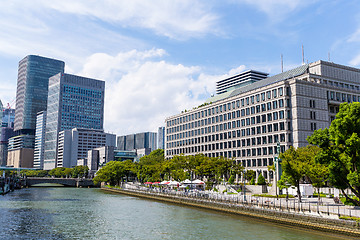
0, 187, 352, 240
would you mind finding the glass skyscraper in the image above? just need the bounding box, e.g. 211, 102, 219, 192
43, 73, 105, 170
14, 55, 65, 133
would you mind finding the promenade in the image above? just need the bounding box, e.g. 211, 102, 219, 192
102, 183, 360, 237
120, 182, 360, 219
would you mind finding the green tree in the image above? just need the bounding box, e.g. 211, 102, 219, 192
307, 102, 360, 205
257, 173, 266, 185
136, 149, 165, 182
245, 170, 256, 182
93, 161, 126, 186
280, 146, 308, 202
72, 166, 89, 178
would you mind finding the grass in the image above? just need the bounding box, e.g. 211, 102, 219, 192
339, 216, 360, 222
253, 194, 294, 198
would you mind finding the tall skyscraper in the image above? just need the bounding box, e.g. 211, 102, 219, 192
43, 73, 105, 170
158, 126, 165, 149
34, 111, 46, 169
14, 55, 65, 133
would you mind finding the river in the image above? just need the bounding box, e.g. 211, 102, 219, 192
0, 187, 350, 240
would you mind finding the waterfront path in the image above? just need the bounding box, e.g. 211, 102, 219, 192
119, 183, 360, 219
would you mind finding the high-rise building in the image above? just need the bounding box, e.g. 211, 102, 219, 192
34, 111, 46, 169
2, 108, 15, 128
158, 127, 165, 149
43, 73, 105, 170
14, 55, 65, 133
165, 60, 360, 182
0, 103, 15, 166
117, 132, 157, 153
57, 128, 115, 168
0, 100, 3, 128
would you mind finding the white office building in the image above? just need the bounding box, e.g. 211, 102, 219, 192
165, 60, 360, 182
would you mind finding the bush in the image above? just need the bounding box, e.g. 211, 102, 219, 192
253, 194, 295, 198
228, 175, 235, 185
223, 189, 227, 193
257, 173, 266, 185
340, 196, 360, 206
250, 177, 255, 185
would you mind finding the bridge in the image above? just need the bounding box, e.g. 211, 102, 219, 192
25, 177, 96, 187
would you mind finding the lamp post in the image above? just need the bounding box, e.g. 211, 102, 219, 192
275, 142, 281, 200
243, 169, 246, 202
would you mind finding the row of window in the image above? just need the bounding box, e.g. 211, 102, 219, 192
167, 111, 290, 142
167, 87, 288, 127
166, 144, 286, 158
167, 133, 289, 150
327, 91, 360, 103
323, 79, 360, 91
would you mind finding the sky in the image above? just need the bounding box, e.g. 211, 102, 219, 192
1, 0, 360, 136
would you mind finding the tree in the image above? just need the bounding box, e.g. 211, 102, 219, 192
93, 161, 126, 186
72, 166, 89, 178
280, 146, 308, 202
257, 173, 266, 185
307, 102, 360, 205
245, 170, 256, 182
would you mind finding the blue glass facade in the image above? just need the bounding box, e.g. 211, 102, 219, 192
43, 73, 105, 170
14, 55, 65, 133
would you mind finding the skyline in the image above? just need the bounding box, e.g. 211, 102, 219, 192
1, 0, 360, 136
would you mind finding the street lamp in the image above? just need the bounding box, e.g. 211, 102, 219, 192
243, 169, 246, 202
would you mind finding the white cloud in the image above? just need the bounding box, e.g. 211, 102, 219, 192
31, 0, 221, 40
233, 0, 318, 22
80, 49, 246, 136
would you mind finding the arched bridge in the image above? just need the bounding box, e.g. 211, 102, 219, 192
25, 177, 95, 187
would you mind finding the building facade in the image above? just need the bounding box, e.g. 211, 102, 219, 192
57, 128, 115, 168
43, 73, 105, 170
0, 104, 15, 166
14, 55, 65, 133
34, 111, 46, 169
158, 126, 165, 149
165, 61, 360, 182
117, 132, 157, 153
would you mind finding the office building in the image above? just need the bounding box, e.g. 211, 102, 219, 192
117, 132, 157, 153
165, 60, 360, 182
87, 146, 115, 176
158, 127, 165, 149
216, 70, 268, 95
0, 127, 14, 166
0, 100, 2, 127
34, 111, 46, 169
14, 55, 65, 133
0, 104, 15, 166
43, 73, 105, 170
57, 128, 115, 168
7, 134, 35, 168
2, 108, 15, 128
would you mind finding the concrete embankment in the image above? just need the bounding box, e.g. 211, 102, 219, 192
102, 187, 360, 238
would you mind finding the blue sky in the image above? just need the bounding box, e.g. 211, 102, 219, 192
1, 0, 360, 135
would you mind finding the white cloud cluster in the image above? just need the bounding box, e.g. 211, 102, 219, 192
233, 0, 318, 22
79, 49, 246, 135
33, 0, 220, 40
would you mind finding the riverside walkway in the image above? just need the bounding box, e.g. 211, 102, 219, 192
117, 182, 360, 219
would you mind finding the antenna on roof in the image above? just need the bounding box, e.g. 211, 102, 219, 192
302, 45, 305, 65
281, 54, 283, 73
328, 52, 331, 62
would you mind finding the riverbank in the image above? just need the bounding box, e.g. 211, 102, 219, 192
102, 186, 360, 238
